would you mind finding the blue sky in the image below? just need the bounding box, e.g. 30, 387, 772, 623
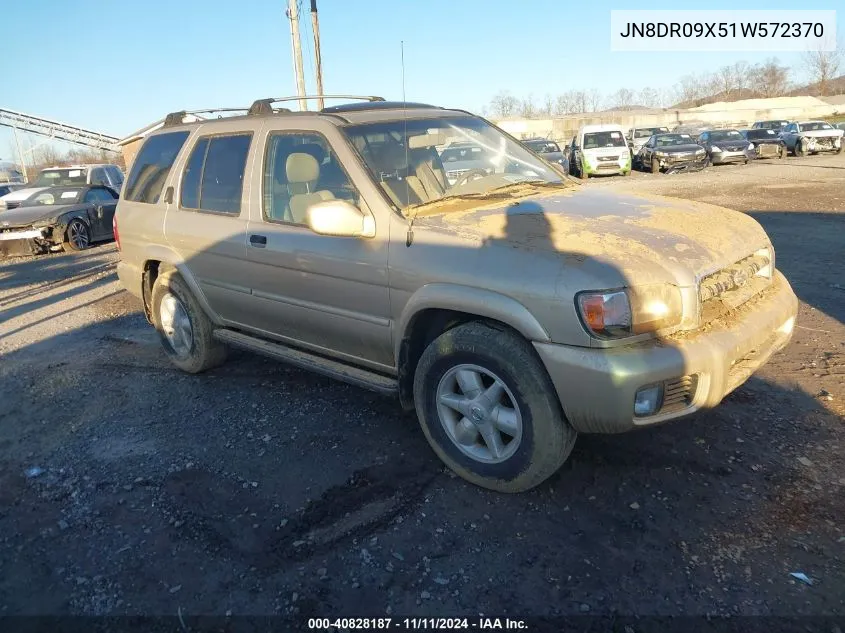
1, 0, 841, 157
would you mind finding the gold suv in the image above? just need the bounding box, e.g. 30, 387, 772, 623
115, 96, 798, 492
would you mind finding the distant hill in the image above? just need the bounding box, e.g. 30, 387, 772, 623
670, 76, 845, 109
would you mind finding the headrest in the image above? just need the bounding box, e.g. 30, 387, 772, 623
286, 153, 319, 184
408, 132, 447, 149
373, 143, 408, 173
297, 142, 326, 163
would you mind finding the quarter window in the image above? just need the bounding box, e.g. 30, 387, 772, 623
124, 131, 190, 203
263, 132, 360, 224
180, 134, 251, 214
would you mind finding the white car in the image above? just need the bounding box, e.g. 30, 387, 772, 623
0, 186, 49, 211
568, 124, 632, 179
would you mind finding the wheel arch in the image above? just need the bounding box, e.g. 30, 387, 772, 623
395, 284, 550, 410
139, 245, 222, 327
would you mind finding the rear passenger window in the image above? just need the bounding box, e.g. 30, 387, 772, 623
180, 134, 251, 214
124, 131, 190, 203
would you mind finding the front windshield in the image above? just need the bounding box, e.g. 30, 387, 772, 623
344, 116, 563, 213
655, 134, 694, 147
525, 140, 560, 153
634, 127, 669, 138
801, 122, 832, 131
746, 129, 777, 140
21, 188, 83, 206
709, 130, 743, 142
583, 131, 626, 149
33, 168, 88, 187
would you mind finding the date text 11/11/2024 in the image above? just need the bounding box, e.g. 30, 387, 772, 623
307, 617, 528, 630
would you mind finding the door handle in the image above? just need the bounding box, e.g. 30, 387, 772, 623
249, 234, 267, 248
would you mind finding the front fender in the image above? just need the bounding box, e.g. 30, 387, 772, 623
141, 243, 223, 326
394, 282, 551, 361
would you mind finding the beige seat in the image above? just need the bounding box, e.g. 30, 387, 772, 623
409, 147, 447, 200
286, 152, 335, 224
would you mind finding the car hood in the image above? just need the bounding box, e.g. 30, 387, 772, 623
415, 187, 770, 288
539, 151, 565, 161
655, 144, 703, 153
0, 203, 79, 228
711, 139, 748, 150
0, 186, 47, 203
797, 128, 844, 138
583, 146, 626, 158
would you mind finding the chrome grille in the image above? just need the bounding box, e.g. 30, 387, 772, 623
661, 375, 698, 413
699, 253, 770, 303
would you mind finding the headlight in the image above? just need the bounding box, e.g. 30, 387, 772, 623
655, 151, 668, 157
576, 285, 683, 340
711, 146, 722, 152
747, 143, 754, 150
695, 149, 705, 156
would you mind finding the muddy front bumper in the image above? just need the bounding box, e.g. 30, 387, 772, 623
534, 271, 798, 434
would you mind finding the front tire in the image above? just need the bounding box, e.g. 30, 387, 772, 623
151, 270, 226, 374
651, 157, 660, 174
413, 322, 577, 493
64, 219, 91, 251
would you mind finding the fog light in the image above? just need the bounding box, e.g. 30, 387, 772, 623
634, 385, 663, 417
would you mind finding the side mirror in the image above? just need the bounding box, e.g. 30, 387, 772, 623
306, 199, 375, 238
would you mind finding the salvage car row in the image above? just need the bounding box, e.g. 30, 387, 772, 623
564, 118, 843, 178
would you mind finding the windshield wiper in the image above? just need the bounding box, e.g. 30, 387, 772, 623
405, 180, 562, 214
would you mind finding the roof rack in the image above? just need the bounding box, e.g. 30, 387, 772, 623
163, 108, 251, 127
247, 94, 385, 115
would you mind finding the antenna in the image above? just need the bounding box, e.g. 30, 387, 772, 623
401, 41, 414, 247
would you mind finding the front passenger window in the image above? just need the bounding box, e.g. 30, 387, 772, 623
263, 132, 360, 225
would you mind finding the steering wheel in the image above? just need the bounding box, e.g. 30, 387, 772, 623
453, 169, 489, 187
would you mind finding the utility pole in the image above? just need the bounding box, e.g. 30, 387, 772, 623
12, 126, 27, 183
287, 0, 308, 111
310, 0, 325, 110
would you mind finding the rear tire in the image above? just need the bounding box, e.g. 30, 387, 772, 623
151, 270, 227, 374
413, 322, 577, 493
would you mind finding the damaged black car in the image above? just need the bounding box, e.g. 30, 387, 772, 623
637, 133, 708, 174
741, 128, 785, 160
0, 185, 118, 257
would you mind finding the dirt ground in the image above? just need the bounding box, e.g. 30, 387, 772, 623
0, 154, 843, 628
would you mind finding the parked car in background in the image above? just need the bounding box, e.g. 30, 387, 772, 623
32, 163, 125, 191
740, 129, 785, 159
522, 138, 569, 174
779, 121, 844, 156
438, 143, 492, 185
0, 186, 49, 211
696, 129, 755, 165
568, 124, 631, 179
751, 120, 790, 131
0, 183, 25, 198
115, 97, 797, 492
0, 184, 118, 256
834, 121, 845, 132
626, 126, 670, 158
637, 133, 708, 173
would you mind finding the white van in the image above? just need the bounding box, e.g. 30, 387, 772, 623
568, 124, 631, 179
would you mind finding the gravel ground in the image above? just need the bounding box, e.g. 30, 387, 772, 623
0, 155, 843, 627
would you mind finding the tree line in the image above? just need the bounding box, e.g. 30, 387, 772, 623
5, 143, 124, 181
486, 48, 843, 118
